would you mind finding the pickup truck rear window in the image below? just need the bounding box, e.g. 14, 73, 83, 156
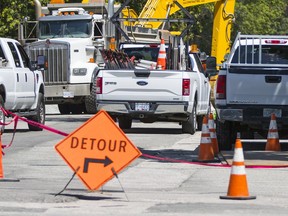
122, 47, 160, 62
231, 45, 288, 64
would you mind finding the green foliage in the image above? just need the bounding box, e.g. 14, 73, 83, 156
170, 4, 214, 54
1, 0, 288, 55
0, 0, 50, 39
233, 0, 288, 35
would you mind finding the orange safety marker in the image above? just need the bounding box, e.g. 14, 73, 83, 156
156, 39, 166, 70
220, 135, 256, 200
0, 132, 20, 182
208, 113, 219, 155
265, 113, 281, 151
0, 133, 3, 179
197, 115, 215, 161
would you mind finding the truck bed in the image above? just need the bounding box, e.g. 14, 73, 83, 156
227, 67, 288, 106
97, 69, 187, 102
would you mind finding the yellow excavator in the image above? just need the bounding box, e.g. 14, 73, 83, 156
122, 0, 236, 104
122, 0, 235, 65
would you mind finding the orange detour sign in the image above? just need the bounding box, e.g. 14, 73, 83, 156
55, 110, 142, 191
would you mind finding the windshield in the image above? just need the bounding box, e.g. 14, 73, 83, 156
39, 19, 92, 39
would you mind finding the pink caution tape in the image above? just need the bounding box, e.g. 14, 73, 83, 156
3, 108, 288, 169
4, 109, 68, 137
141, 153, 288, 169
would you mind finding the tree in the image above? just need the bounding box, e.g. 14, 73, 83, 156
1, 0, 288, 55
170, 0, 288, 54
233, 0, 288, 36
0, 0, 50, 38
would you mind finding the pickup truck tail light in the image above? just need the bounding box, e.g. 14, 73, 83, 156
182, 79, 190, 96
96, 77, 102, 94
265, 39, 287, 44
216, 75, 226, 99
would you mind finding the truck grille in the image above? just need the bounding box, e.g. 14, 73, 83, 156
27, 41, 70, 85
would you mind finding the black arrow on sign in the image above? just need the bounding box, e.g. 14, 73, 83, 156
83, 156, 113, 173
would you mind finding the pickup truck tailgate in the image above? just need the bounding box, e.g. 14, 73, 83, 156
99, 69, 185, 101
227, 67, 288, 105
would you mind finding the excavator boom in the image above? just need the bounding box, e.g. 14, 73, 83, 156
124, 0, 235, 64
137, 0, 222, 29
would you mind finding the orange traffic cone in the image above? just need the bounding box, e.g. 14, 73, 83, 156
220, 134, 256, 200
0, 133, 3, 179
156, 39, 166, 70
265, 113, 281, 151
197, 115, 215, 161
208, 113, 219, 155
0, 132, 19, 183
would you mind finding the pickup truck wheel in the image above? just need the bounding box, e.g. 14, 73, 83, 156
85, 82, 97, 114
58, 104, 70, 114
182, 103, 196, 135
118, 117, 132, 129
28, 93, 45, 131
196, 115, 203, 131
70, 104, 83, 114
0, 95, 5, 134
216, 120, 236, 150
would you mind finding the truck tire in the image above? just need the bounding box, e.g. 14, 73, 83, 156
58, 104, 70, 114
0, 95, 5, 134
196, 115, 203, 131
118, 116, 132, 129
182, 103, 196, 135
70, 104, 83, 114
85, 82, 97, 114
28, 93, 45, 131
216, 120, 236, 150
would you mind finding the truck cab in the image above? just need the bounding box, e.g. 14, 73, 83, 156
0, 38, 45, 132
24, 1, 119, 115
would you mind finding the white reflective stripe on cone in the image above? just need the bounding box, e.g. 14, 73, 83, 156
269, 121, 277, 129
233, 148, 244, 162
210, 132, 216, 139
230, 165, 246, 175
267, 132, 279, 139
158, 53, 166, 58
200, 137, 211, 144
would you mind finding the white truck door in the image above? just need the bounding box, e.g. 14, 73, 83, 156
190, 54, 210, 112
7, 42, 35, 108
0, 43, 17, 109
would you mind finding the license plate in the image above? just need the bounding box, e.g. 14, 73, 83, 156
263, 109, 282, 118
63, 91, 74, 98
135, 103, 150, 111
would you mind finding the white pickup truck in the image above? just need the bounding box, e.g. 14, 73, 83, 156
95, 51, 211, 134
0, 38, 45, 132
215, 33, 288, 150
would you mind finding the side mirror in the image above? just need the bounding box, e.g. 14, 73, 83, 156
205, 56, 218, 77
0, 57, 8, 67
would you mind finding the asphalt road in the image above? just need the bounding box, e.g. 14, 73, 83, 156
0, 105, 288, 215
